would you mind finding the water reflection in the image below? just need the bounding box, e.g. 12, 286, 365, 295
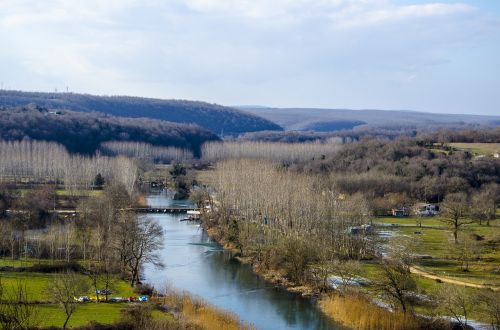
143, 191, 340, 330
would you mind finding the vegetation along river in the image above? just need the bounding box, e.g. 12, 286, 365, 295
142, 190, 341, 330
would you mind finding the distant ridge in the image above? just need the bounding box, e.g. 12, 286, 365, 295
0, 90, 283, 136
238, 107, 500, 131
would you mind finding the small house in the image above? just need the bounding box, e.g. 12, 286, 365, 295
414, 203, 439, 216
391, 207, 409, 217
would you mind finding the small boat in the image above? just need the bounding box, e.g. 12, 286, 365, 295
180, 210, 201, 222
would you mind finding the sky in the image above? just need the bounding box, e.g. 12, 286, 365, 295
0, 0, 499, 115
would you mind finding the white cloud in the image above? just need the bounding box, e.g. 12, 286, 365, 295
182, 0, 474, 28
0, 0, 497, 114
331, 3, 474, 29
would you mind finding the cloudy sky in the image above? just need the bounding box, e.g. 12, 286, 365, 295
0, 0, 499, 115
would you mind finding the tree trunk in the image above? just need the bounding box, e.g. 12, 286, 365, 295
63, 314, 71, 329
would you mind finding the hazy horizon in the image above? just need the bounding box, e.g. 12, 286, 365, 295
1, 1, 499, 116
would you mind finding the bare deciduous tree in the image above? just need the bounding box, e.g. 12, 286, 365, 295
333, 259, 362, 292
47, 272, 89, 329
0, 279, 39, 330
440, 192, 472, 243
476, 289, 500, 330
0, 140, 138, 193
101, 141, 192, 163
376, 237, 417, 314
471, 184, 499, 226
437, 285, 474, 329
202, 141, 340, 163
119, 216, 164, 287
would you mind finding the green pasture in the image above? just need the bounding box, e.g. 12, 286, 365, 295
373, 215, 500, 286
0, 270, 139, 328
37, 303, 124, 328
448, 142, 500, 156
14, 188, 102, 197
0, 271, 136, 302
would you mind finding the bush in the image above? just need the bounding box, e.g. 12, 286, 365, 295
30, 262, 84, 273
134, 283, 154, 296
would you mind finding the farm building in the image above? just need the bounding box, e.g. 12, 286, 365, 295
414, 203, 439, 216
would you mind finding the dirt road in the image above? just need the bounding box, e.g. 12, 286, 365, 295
410, 266, 499, 291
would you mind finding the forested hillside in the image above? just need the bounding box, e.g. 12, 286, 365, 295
242, 107, 500, 132
292, 133, 500, 210
0, 90, 282, 135
0, 106, 219, 155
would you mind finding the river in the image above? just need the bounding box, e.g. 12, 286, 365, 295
142, 190, 340, 330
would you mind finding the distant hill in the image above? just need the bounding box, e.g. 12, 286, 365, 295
0, 90, 282, 136
239, 107, 500, 131
0, 106, 219, 156
301, 120, 366, 132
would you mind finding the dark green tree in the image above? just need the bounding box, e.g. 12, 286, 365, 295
93, 173, 105, 188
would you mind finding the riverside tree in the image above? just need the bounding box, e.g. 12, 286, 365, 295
113, 213, 164, 287
437, 285, 475, 329
376, 237, 417, 314
202, 159, 373, 287
476, 289, 500, 329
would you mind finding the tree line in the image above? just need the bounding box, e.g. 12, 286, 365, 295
237, 126, 500, 146
0, 183, 163, 288
202, 140, 341, 163
100, 141, 193, 163
293, 137, 500, 206
417, 127, 500, 144
200, 159, 373, 287
196, 134, 500, 328
0, 182, 165, 329
0, 140, 137, 193
0, 105, 219, 156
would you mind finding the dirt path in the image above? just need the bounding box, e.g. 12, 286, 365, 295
410, 266, 500, 291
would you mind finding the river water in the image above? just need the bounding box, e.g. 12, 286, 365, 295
143, 190, 340, 330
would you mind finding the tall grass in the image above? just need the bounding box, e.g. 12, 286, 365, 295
320, 294, 422, 330
159, 292, 254, 330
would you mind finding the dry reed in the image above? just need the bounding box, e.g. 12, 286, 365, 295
320, 294, 422, 330
161, 292, 254, 330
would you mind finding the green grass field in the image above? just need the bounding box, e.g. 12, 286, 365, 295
0, 257, 57, 268
448, 142, 500, 156
0, 271, 136, 302
0, 270, 138, 328
14, 188, 102, 197
360, 260, 494, 322
37, 303, 124, 328
373, 215, 500, 286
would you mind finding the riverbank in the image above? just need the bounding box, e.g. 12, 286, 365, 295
0, 260, 251, 329
154, 292, 254, 330
202, 221, 450, 330
205, 226, 318, 297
